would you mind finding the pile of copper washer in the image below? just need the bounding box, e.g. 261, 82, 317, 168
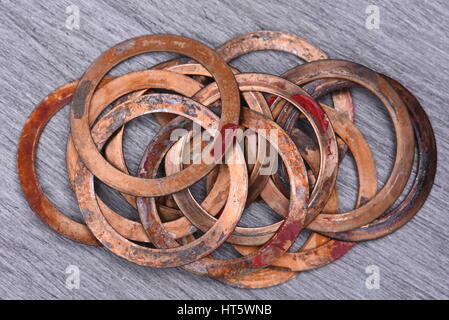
17, 31, 437, 288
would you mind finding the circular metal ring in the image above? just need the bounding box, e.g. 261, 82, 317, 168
67, 69, 203, 209
276, 59, 415, 232
320, 75, 437, 241
74, 94, 248, 267
153, 72, 338, 246
70, 35, 241, 197
137, 106, 310, 277
234, 104, 377, 271
221, 101, 378, 286
17, 82, 100, 245
217, 30, 354, 155
17, 72, 207, 245
103, 63, 271, 208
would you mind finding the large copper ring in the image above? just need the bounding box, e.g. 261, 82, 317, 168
74, 94, 248, 267
70, 35, 241, 197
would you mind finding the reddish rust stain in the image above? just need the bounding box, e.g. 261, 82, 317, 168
273, 220, 303, 245
210, 123, 240, 161
291, 94, 329, 132
252, 254, 268, 267
267, 96, 276, 106
252, 220, 303, 267
330, 241, 355, 260
327, 139, 333, 156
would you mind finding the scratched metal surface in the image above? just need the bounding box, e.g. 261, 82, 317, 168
0, 0, 448, 299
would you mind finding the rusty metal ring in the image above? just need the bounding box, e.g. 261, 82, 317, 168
320, 75, 437, 241
222, 31, 353, 157
221, 101, 378, 286
74, 94, 248, 267
272, 59, 415, 232
16, 74, 203, 245
137, 106, 310, 277
158, 72, 338, 245
67, 69, 203, 209
217, 30, 354, 154
156, 30, 354, 125
104, 63, 271, 208
66, 70, 207, 241
17, 82, 101, 245
70, 35, 241, 197
234, 104, 377, 272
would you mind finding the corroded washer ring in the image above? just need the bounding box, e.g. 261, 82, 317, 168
138, 107, 310, 277
17, 74, 204, 245
321, 75, 437, 241
233, 104, 377, 272
17, 80, 110, 245
74, 94, 248, 267
278, 60, 415, 232
160, 72, 338, 245
155, 30, 354, 157
70, 35, 241, 197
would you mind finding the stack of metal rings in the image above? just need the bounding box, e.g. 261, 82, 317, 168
17, 31, 437, 288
